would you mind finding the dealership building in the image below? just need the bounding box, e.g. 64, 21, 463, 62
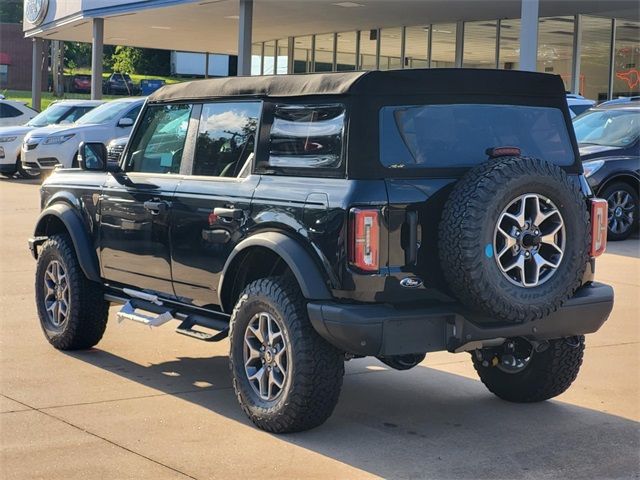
23, 0, 639, 109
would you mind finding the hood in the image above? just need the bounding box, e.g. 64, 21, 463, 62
25, 123, 102, 139
0, 125, 34, 136
578, 143, 621, 160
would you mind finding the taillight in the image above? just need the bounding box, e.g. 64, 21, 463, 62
349, 208, 380, 272
590, 198, 608, 257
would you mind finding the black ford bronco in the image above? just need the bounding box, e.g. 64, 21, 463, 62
30, 69, 614, 433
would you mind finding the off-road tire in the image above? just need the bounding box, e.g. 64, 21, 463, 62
35, 234, 109, 349
599, 181, 639, 241
439, 156, 590, 323
229, 276, 344, 433
472, 336, 585, 402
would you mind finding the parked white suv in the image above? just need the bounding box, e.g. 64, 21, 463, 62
0, 99, 37, 127
22, 97, 144, 174
0, 100, 103, 178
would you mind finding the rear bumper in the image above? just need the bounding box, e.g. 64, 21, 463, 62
308, 282, 614, 356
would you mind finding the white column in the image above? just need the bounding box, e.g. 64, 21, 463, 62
571, 15, 583, 94
31, 38, 43, 111
91, 18, 104, 100
519, 0, 539, 71
455, 21, 464, 68
607, 18, 617, 100
238, 0, 253, 76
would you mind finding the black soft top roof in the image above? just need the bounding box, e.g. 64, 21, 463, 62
148, 68, 566, 103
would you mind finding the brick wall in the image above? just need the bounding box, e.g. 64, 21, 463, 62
0, 23, 48, 91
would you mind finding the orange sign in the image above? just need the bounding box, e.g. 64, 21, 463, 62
616, 68, 640, 89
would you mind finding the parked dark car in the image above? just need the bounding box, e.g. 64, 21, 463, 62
574, 104, 640, 240
70, 74, 91, 93
29, 69, 613, 433
104, 73, 135, 95
106, 136, 128, 165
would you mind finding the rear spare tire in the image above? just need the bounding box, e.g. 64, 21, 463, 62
439, 156, 590, 323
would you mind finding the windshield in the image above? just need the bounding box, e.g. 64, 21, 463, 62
76, 101, 137, 125
380, 104, 575, 168
27, 104, 73, 127
573, 109, 639, 147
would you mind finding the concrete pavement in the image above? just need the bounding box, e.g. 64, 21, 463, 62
1, 177, 639, 479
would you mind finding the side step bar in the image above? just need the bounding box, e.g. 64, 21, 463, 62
106, 291, 230, 342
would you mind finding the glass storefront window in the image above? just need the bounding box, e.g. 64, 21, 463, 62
251, 43, 263, 75
314, 33, 334, 72
293, 36, 312, 73
499, 19, 520, 70
404, 26, 429, 69
431, 23, 457, 67
538, 16, 575, 91
613, 20, 640, 97
336, 31, 357, 71
580, 17, 612, 101
379, 27, 403, 70
263, 40, 276, 75
463, 21, 497, 68
276, 38, 289, 74
359, 29, 378, 70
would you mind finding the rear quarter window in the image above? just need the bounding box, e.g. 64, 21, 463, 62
380, 104, 574, 169
260, 103, 345, 176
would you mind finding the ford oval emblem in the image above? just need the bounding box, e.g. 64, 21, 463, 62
400, 277, 423, 288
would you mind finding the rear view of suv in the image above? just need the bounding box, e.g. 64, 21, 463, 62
29, 69, 613, 433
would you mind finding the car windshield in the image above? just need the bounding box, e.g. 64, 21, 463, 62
76, 101, 136, 125
26, 104, 74, 127
573, 109, 639, 147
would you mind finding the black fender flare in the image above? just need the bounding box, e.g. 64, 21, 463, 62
218, 231, 332, 306
33, 203, 101, 282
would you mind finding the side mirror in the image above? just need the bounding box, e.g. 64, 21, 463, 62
117, 117, 134, 127
78, 142, 108, 171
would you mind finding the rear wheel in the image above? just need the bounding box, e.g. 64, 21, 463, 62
600, 182, 638, 241
229, 276, 344, 433
472, 336, 585, 402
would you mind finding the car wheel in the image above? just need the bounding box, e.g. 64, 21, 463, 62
600, 182, 639, 241
229, 276, 344, 433
17, 157, 42, 179
35, 234, 109, 350
472, 336, 585, 402
439, 156, 590, 323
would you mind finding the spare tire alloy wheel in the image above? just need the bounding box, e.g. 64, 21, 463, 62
243, 311, 289, 401
439, 156, 590, 323
494, 193, 565, 287
43, 260, 70, 328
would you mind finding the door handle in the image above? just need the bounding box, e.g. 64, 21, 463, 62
143, 200, 169, 215
213, 207, 243, 220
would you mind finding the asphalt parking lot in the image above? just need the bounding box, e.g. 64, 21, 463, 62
1, 177, 639, 480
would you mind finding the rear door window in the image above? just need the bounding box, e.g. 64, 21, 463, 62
264, 104, 345, 173
380, 104, 574, 169
192, 102, 261, 177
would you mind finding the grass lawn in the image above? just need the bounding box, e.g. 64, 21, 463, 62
1, 90, 120, 110
3, 71, 186, 110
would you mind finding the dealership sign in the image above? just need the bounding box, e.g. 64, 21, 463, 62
25, 0, 49, 26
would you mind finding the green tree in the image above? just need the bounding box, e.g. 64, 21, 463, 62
111, 46, 140, 74
0, 0, 22, 23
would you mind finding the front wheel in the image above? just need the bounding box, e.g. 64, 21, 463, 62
600, 182, 639, 241
472, 336, 585, 403
229, 276, 344, 433
17, 157, 42, 179
35, 234, 109, 350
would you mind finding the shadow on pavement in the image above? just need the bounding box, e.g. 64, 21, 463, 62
66, 349, 640, 479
